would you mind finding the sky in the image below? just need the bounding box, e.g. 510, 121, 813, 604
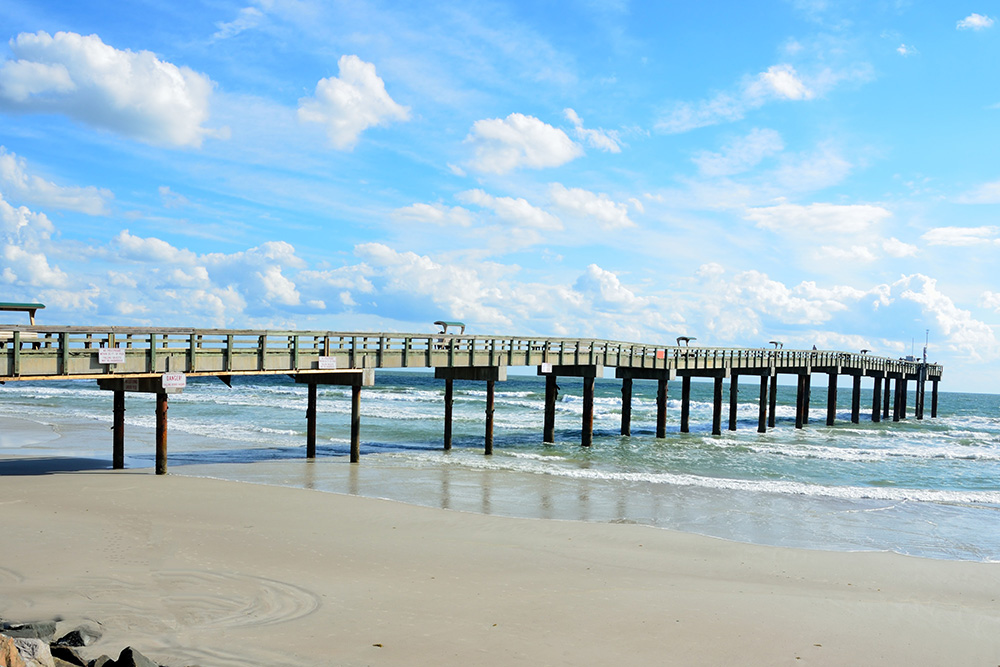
1, 1, 998, 393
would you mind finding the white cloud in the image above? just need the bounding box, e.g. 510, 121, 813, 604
957, 13, 995, 30
213, 6, 266, 40
816, 244, 879, 263
393, 202, 473, 227
456, 189, 562, 231
465, 113, 583, 174
772, 142, 853, 192
882, 237, 918, 257
298, 55, 410, 150
0, 147, 112, 215
0, 193, 67, 287
957, 179, 1000, 203
899, 275, 999, 360
0, 31, 218, 148
658, 64, 813, 134
745, 202, 892, 235
549, 183, 634, 229
573, 264, 645, 310
982, 291, 1000, 312
896, 44, 918, 57
564, 108, 622, 153
693, 128, 784, 176
920, 226, 999, 246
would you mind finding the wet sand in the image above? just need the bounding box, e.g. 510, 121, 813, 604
2, 456, 1000, 666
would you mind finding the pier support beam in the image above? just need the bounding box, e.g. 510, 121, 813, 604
883, 378, 892, 420
619, 377, 632, 437
155, 393, 168, 475
539, 364, 602, 446
485, 379, 495, 455
306, 383, 317, 458
803, 374, 812, 425
544, 374, 558, 442
712, 376, 724, 436
795, 374, 808, 429
931, 379, 939, 418
113, 389, 125, 469
728, 375, 739, 431
757, 374, 769, 433
826, 373, 837, 426
851, 374, 862, 424
437, 366, 507, 454
296, 369, 376, 463
893, 376, 902, 422
616, 367, 674, 439
871, 374, 883, 423
900, 378, 909, 420
444, 379, 454, 450
768, 374, 777, 428
680, 376, 692, 434
916, 368, 926, 420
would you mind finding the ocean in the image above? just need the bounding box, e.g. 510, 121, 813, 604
2, 371, 998, 561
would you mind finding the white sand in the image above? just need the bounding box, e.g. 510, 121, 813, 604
2, 460, 1000, 666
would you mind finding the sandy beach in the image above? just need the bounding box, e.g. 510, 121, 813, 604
0, 454, 999, 666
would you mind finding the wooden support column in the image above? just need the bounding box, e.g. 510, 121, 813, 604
444, 378, 454, 450
795, 374, 806, 430
680, 376, 692, 434
826, 373, 837, 426
768, 374, 777, 428
306, 383, 317, 459
545, 374, 558, 442
916, 369, 926, 420
656, 378, 667, 439
757, 374, 768, 434
712, 376, 723, 436
893, 377, 902, 422
485, 379, 495, 455
931, 379, 939, 418
581, 376, 595, 447
803, 374, 812, 425
900, 378, 908, 419
871, 375, 882, 423
620, 377, 632, 437
728, 375, 739, 431
351, 383, 361, 463
155, 393, 168, 476
851, 374, 862, 424
113, 389, 125, 470
883, 378, 892, 420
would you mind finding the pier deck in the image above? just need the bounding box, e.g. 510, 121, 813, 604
1, 326, 943, 473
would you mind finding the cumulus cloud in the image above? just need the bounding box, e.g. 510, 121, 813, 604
882, 237, 918, 257
465, 113, 583, 174
456, 189, 562, 231
298, 55, 410, 150
898, 274, 999, 360
564, 108, 622, 153
393, 202, 473, 227
982, 291, 1000, 312
573, 264, 645, 310
549, 183, 634, 229
957, 13, 995, 30
957, 179, 1000, 203
658, 64, 813, 134
920, 226, 999, 246
896, 44, 918, 56
745, 201, 892, 235
0, 31, 218, 148
693, 128, 784, 176
0, 147, 112, 215
0, 193, 67, 287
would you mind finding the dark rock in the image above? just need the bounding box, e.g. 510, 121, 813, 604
53, 627, 101, 649
87, 657, 113, 667
49, 646, 86, 667
111, 647, 158, 667
0, 622, 56, 642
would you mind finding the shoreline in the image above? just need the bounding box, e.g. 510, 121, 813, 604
2, 459, 1000, 665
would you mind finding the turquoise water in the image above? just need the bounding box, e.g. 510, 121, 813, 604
2, 372, 999, 561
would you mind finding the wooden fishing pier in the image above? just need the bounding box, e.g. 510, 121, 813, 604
1, 323, 943, 474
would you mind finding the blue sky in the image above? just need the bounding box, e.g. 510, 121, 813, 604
1, 1, 998, 393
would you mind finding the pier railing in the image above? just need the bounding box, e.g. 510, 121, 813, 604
1, 326, 942, 381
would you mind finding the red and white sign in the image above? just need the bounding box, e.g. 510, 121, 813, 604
162, 372, 186, 389
98, 348, 126, 364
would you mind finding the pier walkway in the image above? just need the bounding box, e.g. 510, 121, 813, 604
1, 326, 943, 474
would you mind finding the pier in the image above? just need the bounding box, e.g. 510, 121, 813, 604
1, 325, 943, 474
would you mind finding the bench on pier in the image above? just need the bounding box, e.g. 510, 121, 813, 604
0, 302, 44, 348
